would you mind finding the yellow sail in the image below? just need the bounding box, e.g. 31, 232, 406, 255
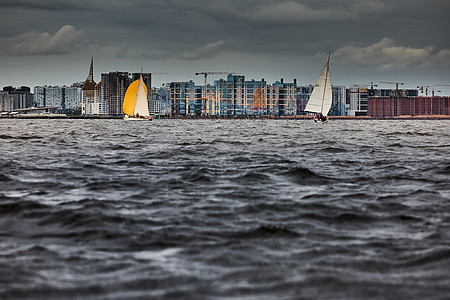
123, 79, 148, 116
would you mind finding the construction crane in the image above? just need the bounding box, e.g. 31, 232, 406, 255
195, 72, 240, 86
417, 86, 428, 96
435, 85, 450, 96
349, 82, 379, 95
436, 84, 450, 90
364, 82, 378, 96
416, 84, 450, 96
353, 82, 378, 90
369, 82, 378, 89
379, 81, 404, 97
417, 85, 436, 96
195, 72, 240, 115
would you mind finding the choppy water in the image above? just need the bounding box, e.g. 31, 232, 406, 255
1, 119, 450, 299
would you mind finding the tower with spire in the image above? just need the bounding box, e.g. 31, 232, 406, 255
81, 58, 98, 115
82, 58, 96, 90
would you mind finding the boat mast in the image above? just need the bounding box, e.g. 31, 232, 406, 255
320, 52, 330, 115
135, 69, 144, 116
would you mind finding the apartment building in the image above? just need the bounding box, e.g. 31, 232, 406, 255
1, 86, 33, 112
35, 85, 81, 114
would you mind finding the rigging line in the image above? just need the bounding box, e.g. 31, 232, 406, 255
320, 53, 330, 115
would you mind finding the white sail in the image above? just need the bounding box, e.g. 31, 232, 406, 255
305, 58, 332, 116
133, 74, 150, 117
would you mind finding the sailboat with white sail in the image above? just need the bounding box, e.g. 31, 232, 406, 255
305, 54, 332, 122
123, 73, 152, 121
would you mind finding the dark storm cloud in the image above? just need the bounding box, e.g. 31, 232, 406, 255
111, 40, 227, 61
1, 0, 450, 87
1, 0, 448, 55
0, 0, 152, 11
191, 0, 387, 26
0, 0, 81, 11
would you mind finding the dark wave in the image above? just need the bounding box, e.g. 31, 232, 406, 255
434, 164, 450, 174
300, 211, 376, 225
279, 166, 330, 185
388, 142, 404, 148
0, 174, 12, 182
408, 131, 433, 136
0, 134, 14, 139
239, 170, 271, 184
251, 224, 300, 237
1, 119, 450, 299
110, 144, 131, 150
0, 199, 48, 216
179, 167, 216, 184
0, 134, 42, 140
397, 248, 450, 268
389, 214, 423, 222
225, 224, 300, 240
320, 147, 349, 153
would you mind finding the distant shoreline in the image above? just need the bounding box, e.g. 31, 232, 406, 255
2, 115, 450, 120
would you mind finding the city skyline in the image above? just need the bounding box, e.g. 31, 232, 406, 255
0, 0, 449, 93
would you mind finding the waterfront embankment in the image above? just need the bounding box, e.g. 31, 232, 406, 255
2, 114, 450, 120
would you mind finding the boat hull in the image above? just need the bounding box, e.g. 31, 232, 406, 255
123, 115, 153, 121
314, 115, 328, 123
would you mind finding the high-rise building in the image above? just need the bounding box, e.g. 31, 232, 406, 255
101, 71, 131, 115
330, 86, 347, 116
214, 79, 231, 116
268, 79, 297, 116
169, 75, 326, 117
347, 86, 369, 116
214, 75, 268, 116
250, 79, 267, 116
348, 87, 418, 116
34, 85, 81, 114
151, 86, 171, 115
0, 86, 33, 112
166, 76, 419, 117
170, 81, 195, 115
226, 74, 245, 115
368, 96, 450, 117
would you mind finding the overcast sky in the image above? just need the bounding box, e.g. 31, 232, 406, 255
1, 0, 449, 93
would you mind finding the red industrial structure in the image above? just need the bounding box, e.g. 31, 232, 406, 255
368, 96, 450, 117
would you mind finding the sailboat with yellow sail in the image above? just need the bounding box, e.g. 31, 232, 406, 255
123, 73, 152, 120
